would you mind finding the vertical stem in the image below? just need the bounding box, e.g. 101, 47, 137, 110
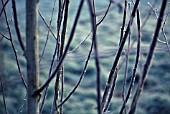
101, 0, 140, 111
87, 0, 101, 113
26, 0, 39, 114
119, 0, 127, 46
119, 9, 141, 114
128, 0, 167, 114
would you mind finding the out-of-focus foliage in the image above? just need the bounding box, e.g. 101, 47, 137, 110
0, 0, 170, 114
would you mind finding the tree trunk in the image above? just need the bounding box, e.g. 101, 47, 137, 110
26, 0, 39, 114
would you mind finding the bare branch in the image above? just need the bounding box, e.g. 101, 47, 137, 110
58, 40, 94, 108
101, 0, 140, 111
0, 0, 8, 17
96, 1, 112, 26
38, 10, 57, 40
67, 31, 92, 54
1, 0, 27, 89
119, 0, 127, 46
87, 0, 101, 113
33, 0, 84, 96
18, 95, 27, 114
12, 0, 25, 51
161, 3, 170, 54
141, 0, 157, 28
119, 9, 141, 114
39, 0, 57, 113
128, 1, 167, 114
0, 31, 10, 40
103, 68, 118, 112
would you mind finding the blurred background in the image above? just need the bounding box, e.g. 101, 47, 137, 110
0, 0, 170, 114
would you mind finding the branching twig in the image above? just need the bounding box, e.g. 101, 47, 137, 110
141, 0, 157, 28
148, 1, 170, 54
101, 0, 140, 111
0, 31, 10, 40
39, 0, 57, 113
161, 3, 170, 54
38, 10, 57, 40
33, 0, 84, 96
0, 0, 8, 17
58, 40, 94, 108
1, 0, 27, 89
68, 0, 114, 54
128, 1, 167, 114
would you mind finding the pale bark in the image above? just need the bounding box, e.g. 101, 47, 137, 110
26, 0, 39, 114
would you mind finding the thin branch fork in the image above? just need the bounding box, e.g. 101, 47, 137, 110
0, 0, 8, 17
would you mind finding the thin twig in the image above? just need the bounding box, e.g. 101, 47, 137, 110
60, 67, 64, 114
119, 0, 127, 46
128, 1, 167, 114
33, 0, 84, 96
101, 0, 140, 111
58, 0, 69, 113
0, 76, 8, 114
38, 10, 57, 40
39, 0, 56, 63
122, 3, 132, 113
122, 0, 130, 109
0, 0, 8, 17
67, 31, 92, 54
1, 0, 27, 89
161, 3, 170, 54
39, 0, 57, 113
96, 1, 112, 26
58, 40, 94, 108
12, 0, 25, 51
88, 0, 101, 113
18, 95, 27, 114
68, 0, 113, 54
103, 68, 118, 112
119, 9, 141, 114
0, 31, 10, 40
50, 0, 65, 113
148, 1, 170, 54
141, 0, 157, 28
